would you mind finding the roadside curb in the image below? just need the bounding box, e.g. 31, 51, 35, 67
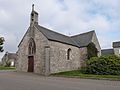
0, 70, 16, 72
50, 75, 120, 81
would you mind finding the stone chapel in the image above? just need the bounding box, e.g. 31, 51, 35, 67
16, 5, 101, 75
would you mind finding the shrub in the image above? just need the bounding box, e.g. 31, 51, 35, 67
83, 55, 120, 75
5, 61, 11, 67
87, 43, 98, 59
0, 37, 4, 52
0, 61, 2, 66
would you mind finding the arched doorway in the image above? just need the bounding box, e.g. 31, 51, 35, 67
28, 38, 36, 72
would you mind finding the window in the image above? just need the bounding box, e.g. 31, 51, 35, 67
67, 48, 71, 60
31, 13, 34, 16
32, 19, 34, 21
28, 38, 36, 55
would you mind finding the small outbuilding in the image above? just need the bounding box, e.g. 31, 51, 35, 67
2, 52, 17, 67
102, 41, 120, 56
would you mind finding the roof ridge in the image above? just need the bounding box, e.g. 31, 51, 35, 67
102, 48, 113, 50
37, 25, 70, 38
71, 30, 95, 37
35, 24, 80, 47
113, 41, 120, 43
35, 24, 95, 47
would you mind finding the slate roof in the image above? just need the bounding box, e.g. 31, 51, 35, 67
35, 25, 80, 47
71, 31, 95, 47
18, 24, 95, 48
101, 49, 114, 55
113, 41, 120, 48
35, 24, 95, 47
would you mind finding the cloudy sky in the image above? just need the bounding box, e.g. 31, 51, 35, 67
0, 0, 120, 59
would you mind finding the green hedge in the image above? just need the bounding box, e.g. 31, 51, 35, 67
83, 55, 120, 75
87, 43, 98, 59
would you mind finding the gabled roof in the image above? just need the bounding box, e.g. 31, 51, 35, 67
35, 25, 80, 47
113, 41, 120, 48
18, 24, 95, 48
101, 49, 114, 55
71, 31, 95, 47
35, 25, 95, 48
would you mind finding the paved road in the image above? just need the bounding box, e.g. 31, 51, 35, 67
0, 71, 120, 90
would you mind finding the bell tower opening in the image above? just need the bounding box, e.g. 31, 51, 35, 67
30, 4, 38, 25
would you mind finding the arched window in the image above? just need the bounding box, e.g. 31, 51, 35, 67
28, 38, 36, 55
67, 48, 71, 60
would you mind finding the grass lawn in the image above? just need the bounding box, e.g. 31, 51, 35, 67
0, 66, 16, 70
51, 70, 120, 80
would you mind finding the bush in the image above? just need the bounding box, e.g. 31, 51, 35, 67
5, 61, 11, 67
87, 43, 98, 59
83, 55, 120, 75
0, 61, 2, 66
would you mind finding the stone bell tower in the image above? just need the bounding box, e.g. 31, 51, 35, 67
29, 4, 38, 38
30, 4, 38, 25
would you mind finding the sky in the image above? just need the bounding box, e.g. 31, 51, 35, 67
0, 0, 120, 59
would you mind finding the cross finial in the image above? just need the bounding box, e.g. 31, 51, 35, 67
32, 4, 34, 11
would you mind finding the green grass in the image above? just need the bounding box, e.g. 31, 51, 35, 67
0, 66, 16, 70
51, 70, 120, 80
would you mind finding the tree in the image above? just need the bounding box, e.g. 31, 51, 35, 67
0, 37, 4, 52
87, 43, 98, 59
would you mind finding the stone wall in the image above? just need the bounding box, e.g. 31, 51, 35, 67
49, 41, 87, 74
16, 28, 30, 72
79, 47, 88, 67
91, 32, 101, 56
113, 48, 120, 56
17, 26, 49, 75
34, 26, 49, 74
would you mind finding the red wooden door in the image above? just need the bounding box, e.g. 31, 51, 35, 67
28, 56, 34, 72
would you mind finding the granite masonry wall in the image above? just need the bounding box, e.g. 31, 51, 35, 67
17, 26, 49, 75
49, 41, 87, 74
91, 32, 101, 56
